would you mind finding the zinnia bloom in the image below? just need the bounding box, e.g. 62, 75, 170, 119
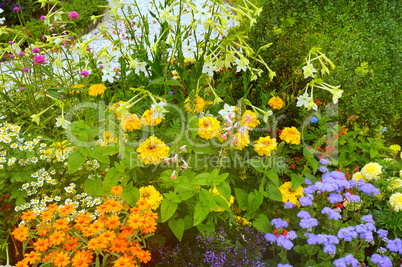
11, 225, 29, 242
111, 185, 123, 196
72, 250, 93, 267
279, 182, 304, 207
184, 97, 206, 113
268, 96, 284, 110
390, 144, 401, 155
120, 113, 142, 132
88, 84, 106, 96
197, 116, 221, 139
141, 109, 162, 126
280, 127, 301, 145
233, 132, 250, 150
361, 162, 382, 181
23, 251, 41, 265
51, 251, 70, 267
254, 136, 277, 156
389, 192, 402, 212
136, 136, 170, 165
241, 110, 260, 129
139, 185, 163, 209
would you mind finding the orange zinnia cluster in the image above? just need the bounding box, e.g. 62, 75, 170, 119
12, 189, 156, 267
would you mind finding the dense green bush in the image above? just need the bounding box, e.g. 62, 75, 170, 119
246, 0, 401, 139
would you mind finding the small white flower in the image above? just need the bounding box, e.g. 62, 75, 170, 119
55, 117, 71, 129
194, 5, 212, 25
202, 60, 216, 77
296, 92, 311, 108
182, 42, 197, 59
302, 64, 317, 79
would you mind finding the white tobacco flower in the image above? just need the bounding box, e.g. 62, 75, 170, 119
296, 92, 311, 108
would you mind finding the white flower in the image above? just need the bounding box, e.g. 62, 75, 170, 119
0, 17, 5, 25
55, 117, 71, 129
235, 57, 249, 73
306, 98, 318, 111
166, 14, 178, 27
202, 60, 216, 77
133, 61, 147, 75
182, 42, 197, 59
194, 5, 212, 25
218, 104, 235, 120
302, 64, 317, 78
296, 92, 311, 108
102, 68, 116, 83
151, 101, 168, 119
0, 8, 3, 14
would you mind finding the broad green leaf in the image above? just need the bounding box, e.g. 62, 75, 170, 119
168, 218, 185, 241
193, 173, 210, 185
252, 213, 271, 233
266, 169, 279, 187
103, 167, 120, 190
267, 184, 283, 202
248, 191, 263, 212
216, 182, 231, 201
68, 150, 86, 174
234, 188, 248, 210
121, 184, 140, 206
213, 195, 230, 211
161, 199, 178, 223
291, 173, 304, 191
84, 178, 103, 196
193, 202, 209, 226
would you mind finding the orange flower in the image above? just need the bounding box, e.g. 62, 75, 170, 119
127, 213, 144, 229
52, 251, 70, 267
119, 226, 135, 238
43, 250, 58, 262
141, 218, 157, 234
111, 185, 123, 196
21, 210, 37, 222
74, 213, 92, 230
137, 249, 152, 263
12, 225, 29, 242
41, 210, 54, 221
87, 237, 108, 250
136, 199, 152, 210
63, 235, 80, 251
46, 203, 59, 213
143, 210, 158, 221
59, 204, 76, 216
37, 222, 52, 237
99, 230, 116, 243
15, 261, 28, 267
104, 199, 123, 213
105, 214, 120, 230
33, 237, 50, 252
110, 238, 128, 254
23, 251, 41, 265
54, 218, 70, 231
72, 250, 93, 267
113, 256, 136, 267
88, 220, 105, 234
49, 230, 65, 246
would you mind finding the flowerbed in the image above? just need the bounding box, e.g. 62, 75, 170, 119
0, 0, 401, 266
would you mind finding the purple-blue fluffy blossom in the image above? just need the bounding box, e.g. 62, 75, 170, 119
330, 170, 346, 180
271, 218, 288, 229
377, 247, 387, 254
319, 166, 329, 173
371, 254, 393, 267
361, 214, 373, 223
333, 254, 359, 267
320, 158, 330, 165
277, 235, 294, 250
377, 229, 388, 239
328, 193, 343, 204
360, 231, 374, 243
307, 233, 318, 245
346, 194, 360, 203
304, 178, 312, 185
315, 181, 337, 192
299, 196, 313, 206
323, 243, 337, 255
337, 226, 358, 242
284, 201, 295, 209
359, 183, 380, 196
302, 185, 316, 194
322, 207, 342, 220
297, 210, 311, 219
277, 264, 293, 267
386, 238, 402, 254
264, 233, 277, 244
287, 231, 297, 240
299, 218, 318, 230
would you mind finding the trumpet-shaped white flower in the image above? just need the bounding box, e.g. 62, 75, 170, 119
202, 60, 216, 77
296, 92, 311, 108
102, 68, 116, 83
302, 64, 317, 79
218, 104, 235, 120
151, 101, 168, 119
133, 61, 147, 75
56, 117, 71, 129
235, 57, 249, 73
182, 42, 197, 59
194, 5, 212, 25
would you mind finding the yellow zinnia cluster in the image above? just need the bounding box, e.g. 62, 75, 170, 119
136, 135, 170, 165
70, 84, 84, 95
389, 192, 402, 212
241, 110, 260, 129
210, 186, 234, 212
88, 84, 106, 96
109, 101, 127, 117
361, 162, 382, 181
254, 136, 277, 156
233, 132, 250, 150
139, 185, 163, 210
280, 127, 301, 145
268, 96, 284, 110
279, 182, 304, 207
352, 172, 366, 182
184, 97, 206, 113
141, 109, 162, 126
120, 114, 142, 132
390, 144, 401, 155
197, 116, 221, 140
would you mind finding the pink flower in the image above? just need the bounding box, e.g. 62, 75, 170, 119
14, 7, 20, 12
22, 68, 29, 72
33, 55, 46, 64
81, 70, 89, 76
32, 47, 40, 53
68, 11, 79, 20
40, 16, 46, 20
18, 52, 24, 56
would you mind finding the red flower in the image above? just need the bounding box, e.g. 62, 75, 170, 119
334, 134, 338, 139
294, 157, 300, 161
341, 131, 345, 136
316, 100, 321, 105
290, 164, 295, 169
345, 173, 349, 178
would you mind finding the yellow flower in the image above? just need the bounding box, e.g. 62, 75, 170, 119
241, 110, 260, 129
390, 178, 402, 190
141, 109, 162, 126
210, 186, 234, 212
102, 131, 117, 144
139, 185, 163, 210
361, 162, 382, 181
235, 216, 252, 227
88, 84, 106, 96
233, 132, 250, 150
389, 192, 402, 212
279, 182, 304, 207
120, 113, 142, 132
197, 116, 221, 140
254, 136, 277, 156
390, 144, 401, 155
268, 96, 284, 110
70, 84, 84, 95
137, 135, 170, 165
352, 172, 366, 182
184, 97, 205, 113
109, 101, 127, 117
280, 127, 301, 145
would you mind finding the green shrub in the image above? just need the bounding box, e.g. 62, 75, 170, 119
247, 0, 401, 139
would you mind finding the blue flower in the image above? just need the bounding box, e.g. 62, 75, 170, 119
359, 183, 380, 196
277, 264, 293, 267
264, 233, 277, 244
361, 214, 373, 223
284, 201, 295, 209
381, 127, 386, 134
299, 196, 313, 206
371, 254, 393, 267
333, 254, 359, 267
319, 158, 330, 165
377, 229, 388, 239
277, 235, 294, 250
271, 218, 288, 229
319, 166, 329, 173
299, 218, 318, 230
309, 117, 318, 123
386, 238, 402, 254
304, 178, 312, 185
323, 243, 336, 255
328, 193, 343, 204
337, 226, 358, 242
297, 210, 311, 219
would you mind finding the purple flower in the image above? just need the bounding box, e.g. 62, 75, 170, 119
81, 70, 89, 76
287, 231, 297, 240
20, 87, 24, 91
264, 233, 277, 243
386, 238, 402, 254
361, 214, 373, 223
32, 47, 40, 53
307, 233, 318, 245
277, 235, 294, 250
9, 55, 14, 58
322, 207, 342, 220
330, 171, 345, 180
33, 55, 46, 64
346, 194, 360, 203
333, 254, 359, 267
18, 52, 24, 56
377, 229, 388, 239
328, 193, 343, 204
271, 218, 288, 229
14, 7, 20, 11
360, 231, 374, 243
337, 226, 358, 242
320, 158, 330, 165
40, 16, 46, 20
68, 11, 79, 19
299, 218, 318, 230
377, 247, 387, 254
319, 166, 329, 173
371, 254, 393, 267
169, 90, 175, 94
359, 183, 380, 196
22, 68, 29, 72
299, 196, 313, 206
302, 185, 316, 194
304, 178, 312, 185
284, 201, 294, 209
278, 264, 293, 267
297, 211, 311, 219
323, 243, 336, 255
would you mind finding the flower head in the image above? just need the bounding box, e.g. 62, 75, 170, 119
120, 113, 142, 132
268, 96, 284, 110
139, 185, 163, 209
253, 136, 277, 156
197, 116, 221, 140
68, 11, 79, 19
88, 84, 106, 96
361, 162, 382, 181
280, 127, 301, 145
389, 192, 402, 212
137, 136, 170, 165
279, 182, 303, 206
33, 55, 46, 64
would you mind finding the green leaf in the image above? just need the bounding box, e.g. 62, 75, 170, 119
89, 146, 110, 164
252, 213, 271, 233
193, 202, 209, 226
266, 169, 279, 187
196, 221, 215, 234
217, 173, 229, 183
248, 191, 263, 212
213, 195, 230, 211
291, 173, 304, 191
168, 218, 185, 241
234, 188, 248, 210
244, 159, 265, 172
305, 173, 318, 184
216, 182, 231, 201
161, 199, 178, 223
84, 178, 103, 196
193, 173, 210, 185
68, 150, 86, 174
103, 167, 120, 191
370, 148, 378, 158
267, 184, 283, 202
121, 184, 140, 206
